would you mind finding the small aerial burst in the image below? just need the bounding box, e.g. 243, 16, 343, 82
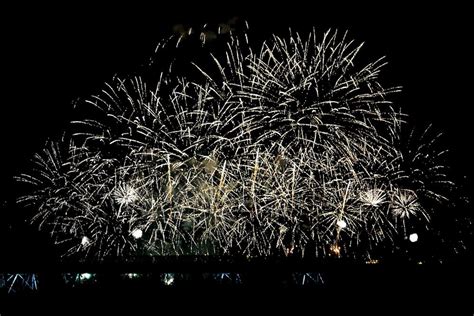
390, 189, 424, 219
16, 26, 460, 261
113, 183, 139, 206
360, 189, 386, 208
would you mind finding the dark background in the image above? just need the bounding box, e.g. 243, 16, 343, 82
1, 3, 473, 309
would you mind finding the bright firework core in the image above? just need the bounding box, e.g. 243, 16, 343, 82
336, 220, 347, 229
409, 233, 419, 243
81, 236, 90, 246
131, 229, 143, 239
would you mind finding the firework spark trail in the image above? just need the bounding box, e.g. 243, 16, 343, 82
16, 29, 455, 260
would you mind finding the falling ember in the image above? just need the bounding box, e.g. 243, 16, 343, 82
113, 183, 138, 206
390, 189, 423, 219
359, 189, 386, 207
409, 233, 419, 243
131, 229, 143, 239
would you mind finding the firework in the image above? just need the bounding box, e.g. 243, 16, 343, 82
16, 28, 456, 261
409, 233, 419, 243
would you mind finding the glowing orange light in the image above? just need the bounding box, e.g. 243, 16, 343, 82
330, 244, 341, 256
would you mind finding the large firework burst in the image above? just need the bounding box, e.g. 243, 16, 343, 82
17, 27, 456, 261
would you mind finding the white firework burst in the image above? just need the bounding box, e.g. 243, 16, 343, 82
359, 189, 387, 207
390, 189, 422, 219
113, 183, 139, 206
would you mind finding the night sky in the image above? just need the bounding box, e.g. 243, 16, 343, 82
3, 4, 473, 183
1, 3, 473, 311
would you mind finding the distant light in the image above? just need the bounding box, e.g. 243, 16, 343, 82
132, 228, 143, 239
163, 273, 174, 286
336, 220, 347, 229
409, 233, 418, 243
81, 236, 90, 246
80, 273, 92, 280
127, 273, 139, 279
